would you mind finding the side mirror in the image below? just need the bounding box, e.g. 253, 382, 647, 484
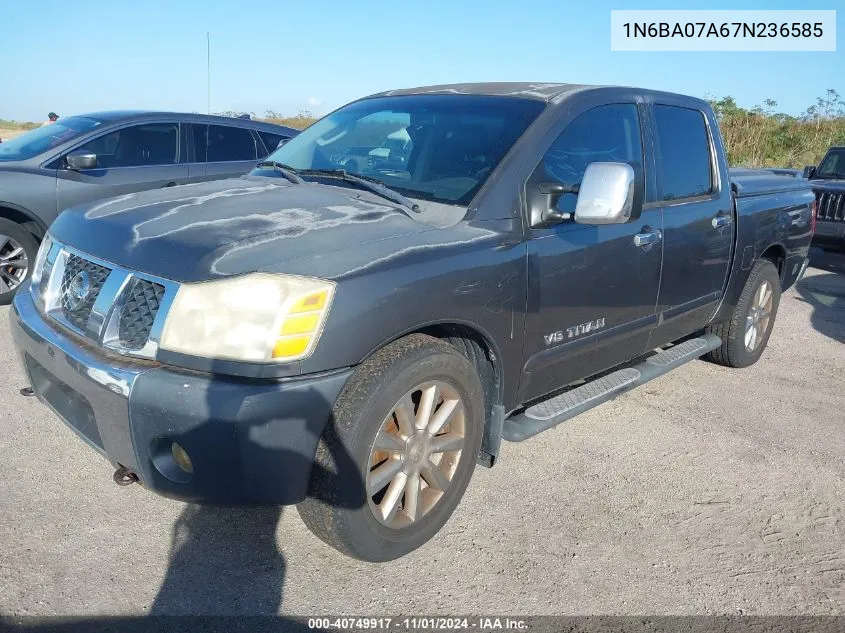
276, 138, 289, 150
574, 162, 636, 225
802, 165, 816, 180
66, 150, 98, 170
527, 181, 579, 227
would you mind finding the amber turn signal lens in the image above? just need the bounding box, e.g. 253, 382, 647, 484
272, 336, 310, 359
281, 313, 319, 335
290, 291, 327, 313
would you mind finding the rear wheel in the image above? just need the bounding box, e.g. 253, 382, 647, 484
297, 334, 484, 561
705, 259, 781, 368
0, 219, 39, 305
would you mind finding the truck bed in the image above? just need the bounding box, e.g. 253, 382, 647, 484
730, 169, 810, 198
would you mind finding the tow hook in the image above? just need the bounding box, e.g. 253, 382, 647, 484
113, 466, 139, 486
20, 387, 35, 397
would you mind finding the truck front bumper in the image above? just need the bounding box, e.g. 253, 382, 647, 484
10, 288, 353, 505
813, 220, 845, 247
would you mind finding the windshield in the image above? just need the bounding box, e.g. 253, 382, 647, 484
815, 149, 845, 179
0, 116, 103, 162
255, 95, 545, 206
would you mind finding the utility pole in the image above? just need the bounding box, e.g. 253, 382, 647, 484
207, 32, 211, 115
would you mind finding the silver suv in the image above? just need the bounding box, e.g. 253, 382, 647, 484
0, 111, 298, 303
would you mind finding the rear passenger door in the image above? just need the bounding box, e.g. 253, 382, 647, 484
56, 122, 189, 213
187, 123, 261, 183
646, 103, 734, 347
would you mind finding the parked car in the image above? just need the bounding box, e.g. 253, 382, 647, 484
0, 111, 298, 303
10, 83, 814, 561
804, 146, 845, 251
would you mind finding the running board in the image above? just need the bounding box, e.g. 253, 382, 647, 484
502, 334, 722, 442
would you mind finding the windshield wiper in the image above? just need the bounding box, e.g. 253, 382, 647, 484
294, 168, 421, 213
255, 161, 304, 184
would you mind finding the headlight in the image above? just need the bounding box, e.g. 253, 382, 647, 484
30, 234, 54, 286
159, 273, 336, 363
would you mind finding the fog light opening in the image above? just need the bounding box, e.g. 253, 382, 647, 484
150, 438, 194, 484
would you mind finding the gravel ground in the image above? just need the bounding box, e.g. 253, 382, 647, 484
0, 128, 28, 143
0, 248, 843, 617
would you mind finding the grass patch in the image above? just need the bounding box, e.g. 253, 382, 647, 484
0, 119, 39, 131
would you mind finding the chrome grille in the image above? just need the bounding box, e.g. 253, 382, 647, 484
816, 191, 845, 222
118, 279, 166, 350
32, 239, 178, 360
60, 254, 111, 331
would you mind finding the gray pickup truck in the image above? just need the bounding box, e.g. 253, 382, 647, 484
10, 83, 814, 561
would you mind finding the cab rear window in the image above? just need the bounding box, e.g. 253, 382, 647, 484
653, 105, 713, 201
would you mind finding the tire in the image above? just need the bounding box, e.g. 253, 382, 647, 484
705, 259, 781, 368
0, 218, 40, 306
297, 334, 484, 561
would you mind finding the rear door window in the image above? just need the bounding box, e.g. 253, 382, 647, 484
206, 125, 257, 162
257, 131, 288, 156
191, 124, 208, 162
76, 123, 178, 168
652, 105, 713, 201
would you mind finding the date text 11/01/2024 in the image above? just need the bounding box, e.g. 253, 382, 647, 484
307, 618, 528, 630
622, 22, 824, 38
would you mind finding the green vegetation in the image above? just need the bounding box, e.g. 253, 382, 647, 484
708, 89, 845, 168
262, 109, 318, 130
214, 109, 318, 130
0, 119, 38, 131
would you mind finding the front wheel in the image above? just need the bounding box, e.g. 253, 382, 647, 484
297, 334, 484, 561
0, 219, 39, 305
705, 259, 781, 368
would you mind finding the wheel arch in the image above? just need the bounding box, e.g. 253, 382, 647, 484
759, 242, 787, 283
360, 320, 505, 466
0, 202, 47, 240
361, 320, 502, 397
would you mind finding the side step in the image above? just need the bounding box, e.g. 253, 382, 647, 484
502, 334, 722, 442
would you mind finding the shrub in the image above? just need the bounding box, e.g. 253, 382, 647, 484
709, 89, 845, 168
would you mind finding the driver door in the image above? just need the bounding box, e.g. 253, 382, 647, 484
518, 103, 663, 403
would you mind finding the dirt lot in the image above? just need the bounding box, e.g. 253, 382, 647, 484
0, 249, 843, 617
0, 128, 27, 142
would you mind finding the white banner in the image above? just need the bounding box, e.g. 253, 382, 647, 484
610, 10, 836, 52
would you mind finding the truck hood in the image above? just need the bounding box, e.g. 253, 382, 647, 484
810, 178, 845, 193
49, 176, 437, 282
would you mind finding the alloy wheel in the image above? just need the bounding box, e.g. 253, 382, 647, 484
745, 280, 773, 351
0, 235, 28, 294
367, 380, 466, 529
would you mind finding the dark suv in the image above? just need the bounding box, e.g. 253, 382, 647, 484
0, 111, 298, 303
805, 145, 845, 250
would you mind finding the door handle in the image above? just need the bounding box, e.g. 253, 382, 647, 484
712, 214, 732, 228
634, 229, 662, 247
